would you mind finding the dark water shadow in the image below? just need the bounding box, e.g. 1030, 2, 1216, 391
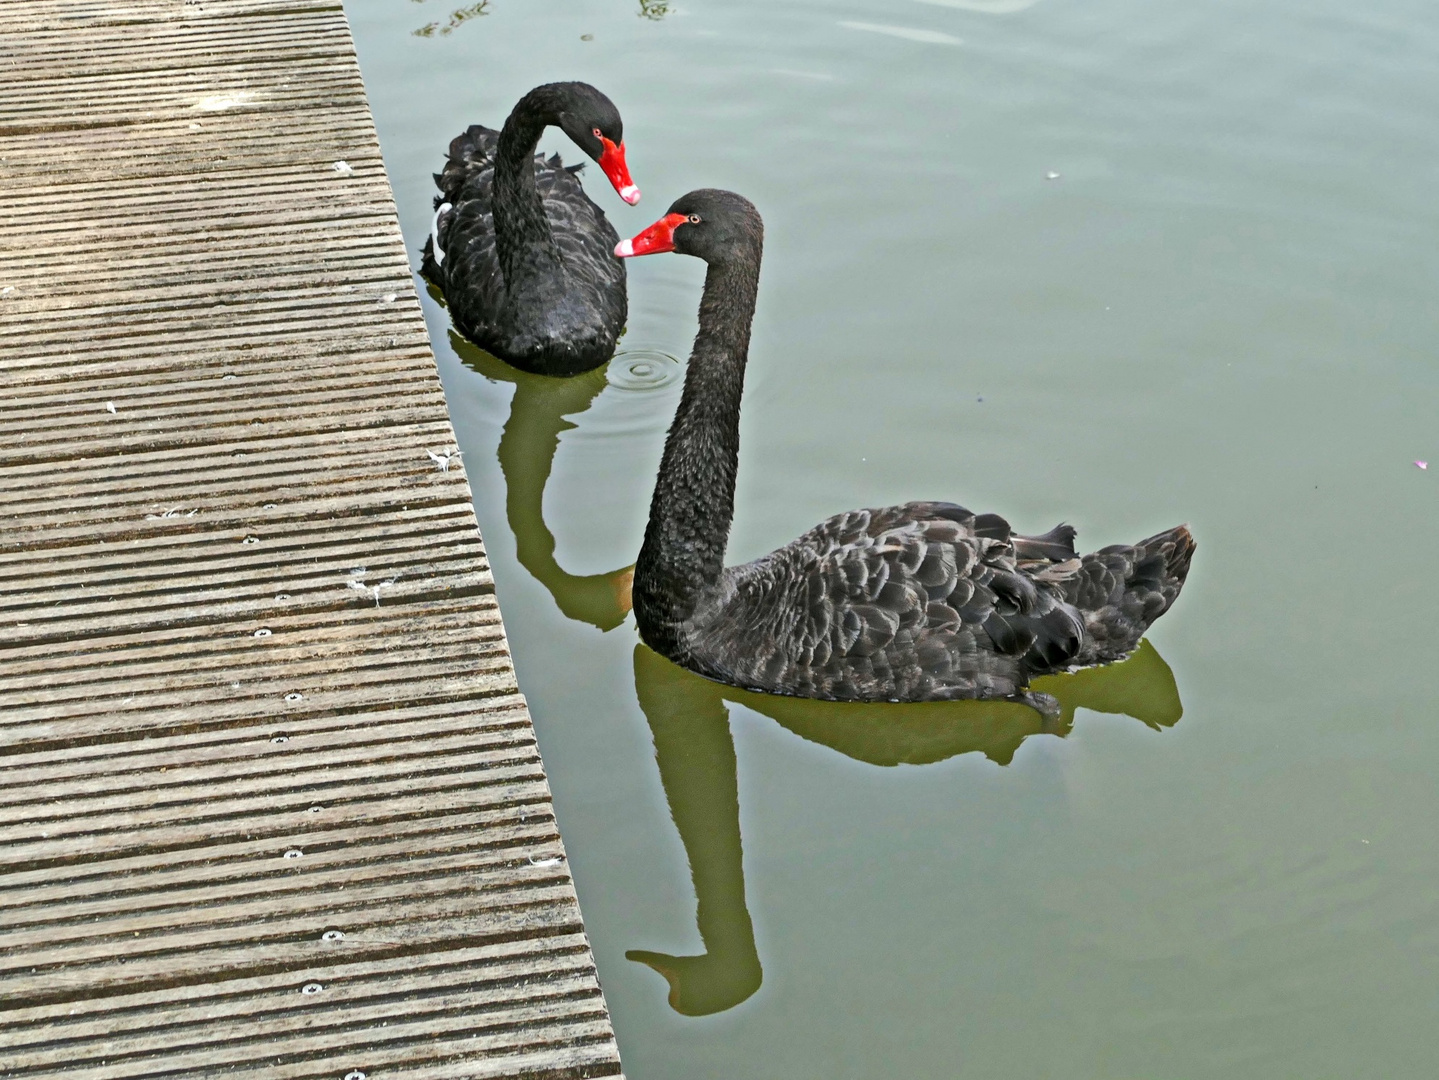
628, 639, 1183, 1016
451, 330, 635, 631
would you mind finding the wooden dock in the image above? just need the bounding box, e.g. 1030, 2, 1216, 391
0, 1, 624, 1076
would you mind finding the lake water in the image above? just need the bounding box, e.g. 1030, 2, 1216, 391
347, 0, 1439, 1075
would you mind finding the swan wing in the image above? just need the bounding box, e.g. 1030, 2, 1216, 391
421, 126, 505, 336
714, 502, 1087, 700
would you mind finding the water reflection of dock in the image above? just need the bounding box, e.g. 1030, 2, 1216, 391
0, 2, 622, 1076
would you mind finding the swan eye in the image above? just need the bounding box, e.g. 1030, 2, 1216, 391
687, 214, 701, 224
592, 127, 603, 139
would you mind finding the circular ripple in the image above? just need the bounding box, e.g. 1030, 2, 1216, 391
607, 349, 681, 392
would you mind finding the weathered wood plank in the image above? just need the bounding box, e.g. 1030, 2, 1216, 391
0, 781, 552, 889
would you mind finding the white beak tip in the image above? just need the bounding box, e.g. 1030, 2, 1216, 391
619, 185, 641, 205
614, 238, 635, 258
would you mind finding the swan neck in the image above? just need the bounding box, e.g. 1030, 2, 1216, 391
493, 89, 560, 281
636, 256, 761, 642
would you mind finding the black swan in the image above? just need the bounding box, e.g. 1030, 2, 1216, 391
615, 189, 1196, 717
420, 82, 639, 375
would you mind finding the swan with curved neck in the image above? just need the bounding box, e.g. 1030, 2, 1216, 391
617, 189, 1195, 716
421, 82, 639, 375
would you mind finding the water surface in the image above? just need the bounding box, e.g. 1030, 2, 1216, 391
348, 1, 1439, 1075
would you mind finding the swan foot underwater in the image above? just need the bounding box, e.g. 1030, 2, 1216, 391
615, 189, 1194, 718
421, 82, 640, 376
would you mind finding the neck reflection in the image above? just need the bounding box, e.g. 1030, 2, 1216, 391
629, 638, 1184, 1016
452, 330, 635, 630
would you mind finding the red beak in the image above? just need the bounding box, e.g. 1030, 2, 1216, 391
615, 212, 687, 258
597, 136, 640, 205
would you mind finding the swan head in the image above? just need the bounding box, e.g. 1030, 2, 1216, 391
615, 189, 763, 264
548, 81, 641, 205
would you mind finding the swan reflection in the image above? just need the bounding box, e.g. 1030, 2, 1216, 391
628, 638, 1183, 1015
452, 330, 635, 630
449, 326, 1184, 1019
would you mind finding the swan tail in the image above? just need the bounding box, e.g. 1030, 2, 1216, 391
1062, 524, 1195, 666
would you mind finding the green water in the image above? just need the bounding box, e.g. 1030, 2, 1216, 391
347, 1, 1439, 1075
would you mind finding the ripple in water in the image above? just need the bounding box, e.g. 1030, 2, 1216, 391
608, 349, 681, 392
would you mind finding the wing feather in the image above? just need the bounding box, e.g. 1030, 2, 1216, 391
703, 502, 1087, 701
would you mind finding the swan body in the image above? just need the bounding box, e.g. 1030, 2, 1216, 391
617, 190, 1195, 716
421, 82, 638, 375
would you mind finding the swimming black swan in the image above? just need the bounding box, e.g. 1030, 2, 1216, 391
420, 82, 639, 375
615, 189, 1196, 717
